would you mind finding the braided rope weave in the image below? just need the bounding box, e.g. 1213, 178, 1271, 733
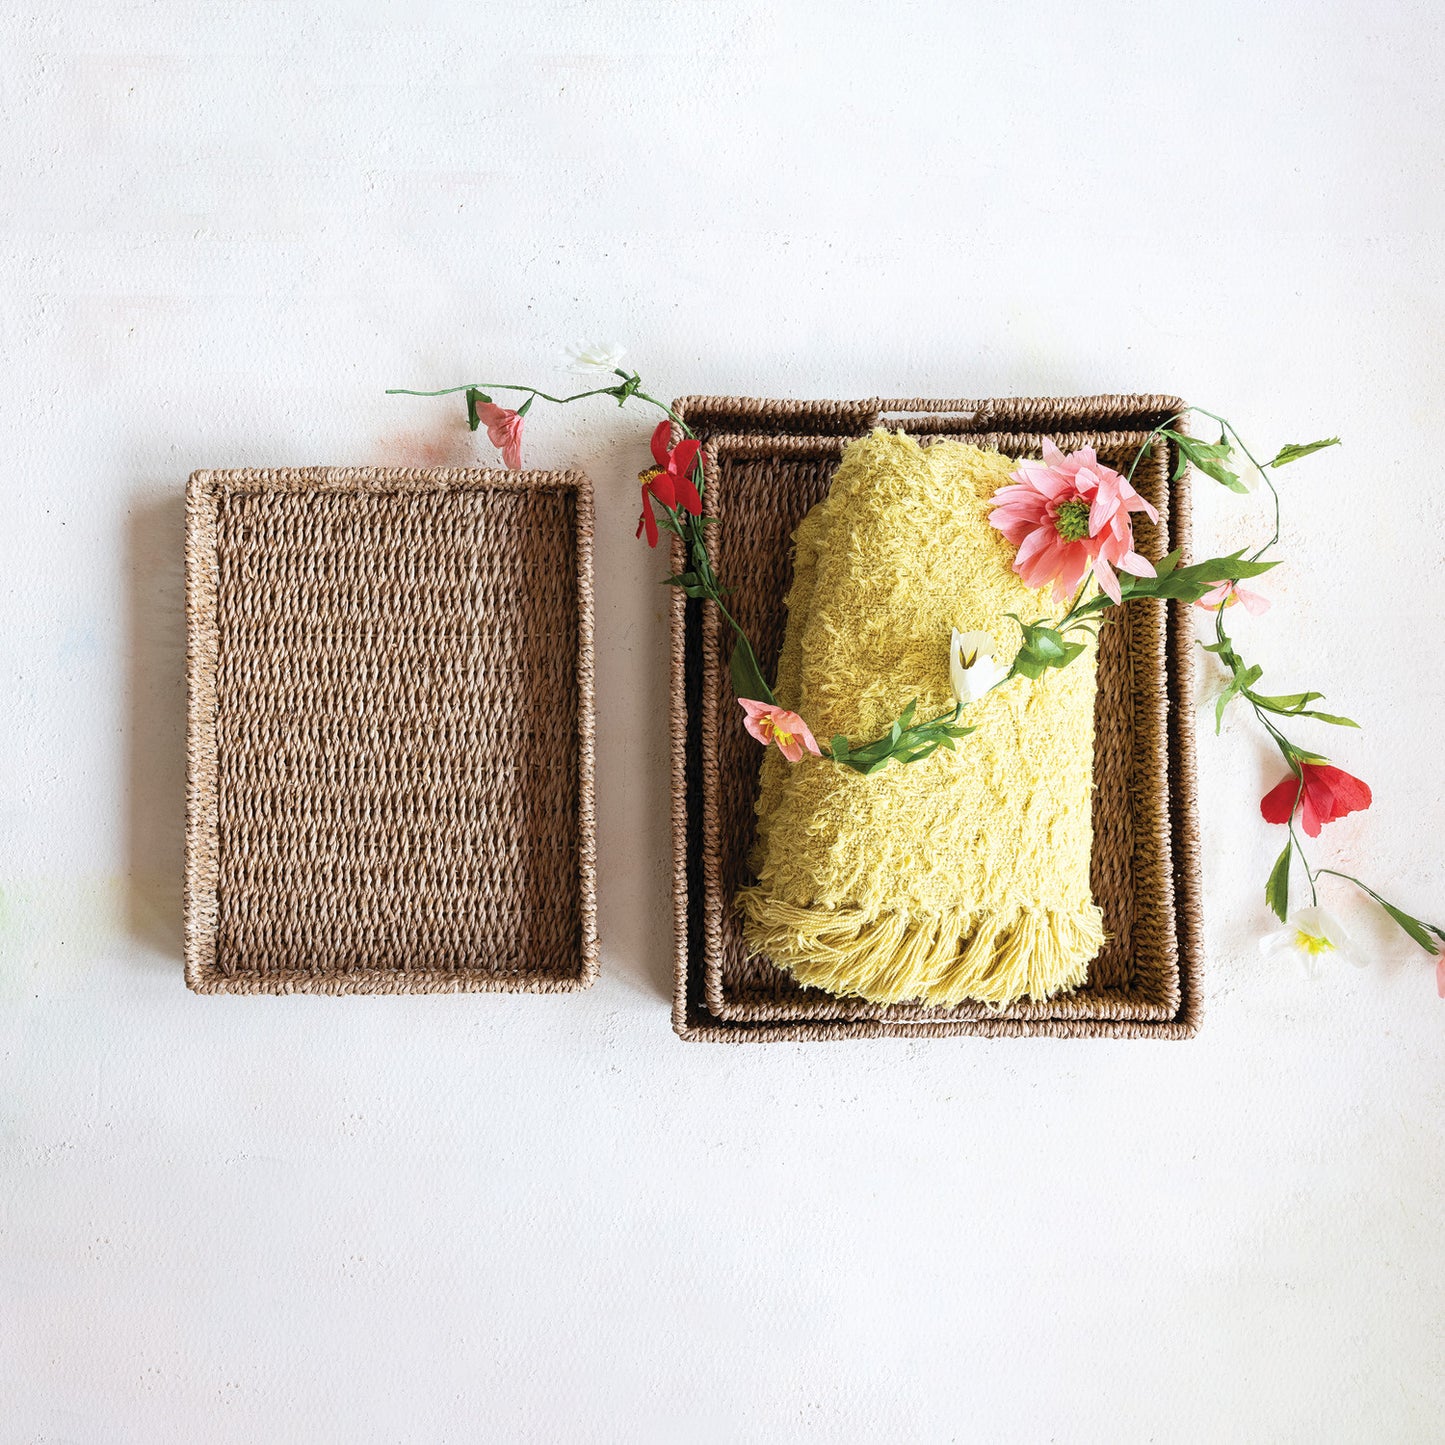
669, 395, 1202, 1041
184, 467, 598, 994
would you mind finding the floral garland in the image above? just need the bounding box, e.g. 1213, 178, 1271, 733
391, 344, 1445, 993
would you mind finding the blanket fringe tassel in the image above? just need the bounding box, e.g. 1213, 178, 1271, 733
736, 891, 1105, 1007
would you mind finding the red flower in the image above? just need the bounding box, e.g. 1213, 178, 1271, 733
636, 421, 702, 547
1260, 762, 1372, 838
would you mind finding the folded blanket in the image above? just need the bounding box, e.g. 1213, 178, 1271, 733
737, 430, 1104, 1006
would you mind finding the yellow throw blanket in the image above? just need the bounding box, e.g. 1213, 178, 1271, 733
737, 430, 1104, 1006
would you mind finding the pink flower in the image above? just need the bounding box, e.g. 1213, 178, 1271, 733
989, 439, 1159, 604
738, 698, 821, 763
1435, 944, 1445, 1000
476, 403, 525, 469
1196, 580, 1271, 615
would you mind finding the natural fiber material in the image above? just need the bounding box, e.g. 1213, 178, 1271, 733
667, 394, 1202, 1042
739, 431, 1103, 1005
184, 467, 598, 994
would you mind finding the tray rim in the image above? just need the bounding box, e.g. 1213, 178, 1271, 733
668, 395, 1203, 1041
184, 465, 599, 995
699, 427, 1178, 1025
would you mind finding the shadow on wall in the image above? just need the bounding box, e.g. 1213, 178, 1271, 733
125, 490, 187, 965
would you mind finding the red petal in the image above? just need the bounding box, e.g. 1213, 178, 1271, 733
670, 438, 701, 477
650, 420, 672, 468
1298, 787, 1325, 837
1299, 765, 1337, 823
1316, 765, 1372, 818
637, 493, 659, 547
1260, 774, 1302, 826
672, 474, 702, 515
649, 472, 677, 508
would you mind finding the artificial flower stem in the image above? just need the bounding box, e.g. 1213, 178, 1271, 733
1189, 407, 1283, 558
386, 382, 627, 406
1313, 870, 1445, 953
1122, 415, 1186, 488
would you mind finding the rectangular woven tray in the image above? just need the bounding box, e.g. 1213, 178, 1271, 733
185, 467, 597, 994
669, 395, 1203, 1040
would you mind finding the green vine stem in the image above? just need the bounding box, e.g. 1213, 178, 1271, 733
391, 373, 1443, 965
389, 371, 771, 703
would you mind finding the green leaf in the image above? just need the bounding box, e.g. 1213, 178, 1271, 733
1267, 438, 1340, 468
1248, 690, 1325, 714
824, 702, 975, 775
729, 637, 775, 706
1006, 615, 1092, 679
1160, 428, 1245, 493
1153, 548, 1183, 579
1379, 900, 1439, 952
1266, 842, 1292, 923
465, 387, 482, 432
1215, 664, 1263, 733
1095, 550, 1280, 608
1214, 685, 1235, 735
1295, 710, 1360, 729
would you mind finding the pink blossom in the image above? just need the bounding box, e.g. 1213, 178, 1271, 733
1436, 945, 1445, 1000
1196, 580, 1271, 615
989, 439, 1159, 604
476, 403, 525, 469
738, 698, 821, 763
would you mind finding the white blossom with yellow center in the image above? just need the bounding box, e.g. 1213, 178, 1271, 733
1260, 905, 1364, 978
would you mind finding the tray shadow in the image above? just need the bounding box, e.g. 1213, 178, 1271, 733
124, 491, 187, 965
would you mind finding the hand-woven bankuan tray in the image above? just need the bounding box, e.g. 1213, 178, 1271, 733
669, 395, 1203, 1041
185, 467, 597, 994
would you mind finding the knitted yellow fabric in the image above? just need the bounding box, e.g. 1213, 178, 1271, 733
737, 430, 1104, 1006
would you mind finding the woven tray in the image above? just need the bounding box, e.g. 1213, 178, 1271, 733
185, 467, 597, 994
669, 395, 1203, 1041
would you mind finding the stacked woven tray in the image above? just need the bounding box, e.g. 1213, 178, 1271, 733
185, 467, 597, 994
669, 395, 1203, 1041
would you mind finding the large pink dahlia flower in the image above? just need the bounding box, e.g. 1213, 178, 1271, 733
989, 439, 1159, 604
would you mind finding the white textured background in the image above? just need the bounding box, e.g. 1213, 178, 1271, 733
2, 2, 1443, 1441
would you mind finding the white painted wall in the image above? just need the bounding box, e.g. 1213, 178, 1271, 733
3, 2, 1443, 1440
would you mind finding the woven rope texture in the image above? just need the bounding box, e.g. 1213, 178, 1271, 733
185, 468, 597, 994
669, 396, 1202, 1041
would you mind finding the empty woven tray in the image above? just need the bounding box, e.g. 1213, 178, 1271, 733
669, 395, 1203, 1041
185, 467, 597, 994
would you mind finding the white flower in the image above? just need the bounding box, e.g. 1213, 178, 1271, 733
564, 340, 627, 374
949, 628, 1009, 708
1260, 905, 1365, 979
1235, 456, 1265, 493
